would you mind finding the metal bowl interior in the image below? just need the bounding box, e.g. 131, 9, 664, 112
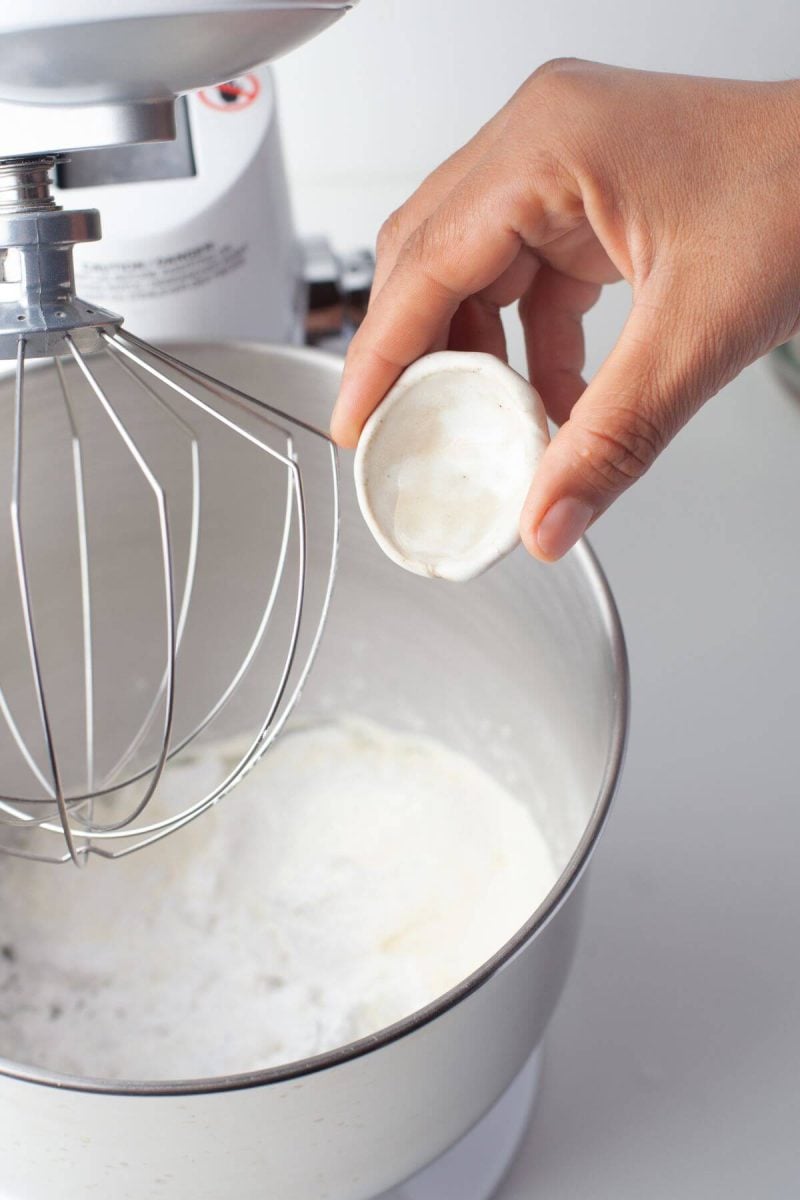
0, 341, 627, 1095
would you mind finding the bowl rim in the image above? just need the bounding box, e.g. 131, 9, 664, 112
0, 342, 629, 1097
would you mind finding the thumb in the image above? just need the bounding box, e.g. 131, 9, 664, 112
521, 298, 708, 561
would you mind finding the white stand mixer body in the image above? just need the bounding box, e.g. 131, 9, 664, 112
57, 67, 303, 346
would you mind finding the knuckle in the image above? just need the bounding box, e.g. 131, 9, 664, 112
571, 407, 664, 493
401, 217, 437, 270
532, 56, 588, 81
376, 208, 406, 259
401, 217, 460, 295
519, 59, 601, 168
528, 57, 594, 100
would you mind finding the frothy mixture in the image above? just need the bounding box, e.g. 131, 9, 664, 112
0, 717, 557, 1081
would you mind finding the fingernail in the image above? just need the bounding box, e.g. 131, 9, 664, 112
536, 497, 594, 560
329, 397, 351, 444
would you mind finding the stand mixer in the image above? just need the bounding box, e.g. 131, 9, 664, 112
0, 8, 629, 1200
0, 3, 351, 864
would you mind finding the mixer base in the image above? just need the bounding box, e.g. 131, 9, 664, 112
378, 1047, 542, 1200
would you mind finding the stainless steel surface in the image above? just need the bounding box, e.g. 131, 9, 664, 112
0, 342, 626, 1199
56, 98, 196, 189
379, 1049, 542, 1200
0, 98, 177, 160
0, 336, 337, 863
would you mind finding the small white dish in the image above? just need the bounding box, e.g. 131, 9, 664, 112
354, 351, 549, 582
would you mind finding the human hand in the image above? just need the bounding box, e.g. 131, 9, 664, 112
331, 61, 800, 560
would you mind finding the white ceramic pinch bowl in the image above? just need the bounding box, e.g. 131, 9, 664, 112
354, 351, 550, 582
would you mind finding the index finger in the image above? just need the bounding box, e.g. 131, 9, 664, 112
369, 105, 515, 301
331, 167, 533, 448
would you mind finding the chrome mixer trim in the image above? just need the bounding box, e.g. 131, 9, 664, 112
0, 157, 61, 214
0, 156, 121, 357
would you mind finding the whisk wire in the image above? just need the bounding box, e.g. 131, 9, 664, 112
105, 333, 298, 470
90, 438, 340, 863
0, 361, 94, 820
0, 686, 56, 802
65, 336, 178, 836
71, 338, 311, 845
10, 339, 81, 863
55, 357, 95, 803
96, 342, 201, 789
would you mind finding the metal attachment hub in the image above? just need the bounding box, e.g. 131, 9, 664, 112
0, 157, 121, 359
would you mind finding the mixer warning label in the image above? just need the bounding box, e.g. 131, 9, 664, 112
78, 241, 249, 302
197, 75, 261, 112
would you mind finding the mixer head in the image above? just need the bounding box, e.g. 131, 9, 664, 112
0, 3, 355, 158
0, 155, 339, 865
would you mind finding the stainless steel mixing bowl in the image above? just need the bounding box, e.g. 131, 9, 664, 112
0, 342, 627, 1200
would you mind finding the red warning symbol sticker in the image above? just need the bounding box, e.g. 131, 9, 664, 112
197, 74, 261, 112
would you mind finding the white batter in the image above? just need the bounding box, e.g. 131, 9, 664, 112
0, 717, 557, 1081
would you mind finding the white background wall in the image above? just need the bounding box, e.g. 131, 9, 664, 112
276, 0, 800, 375
277, 0, 799, 211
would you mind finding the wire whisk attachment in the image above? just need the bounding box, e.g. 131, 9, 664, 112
0, 330, 338, 864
